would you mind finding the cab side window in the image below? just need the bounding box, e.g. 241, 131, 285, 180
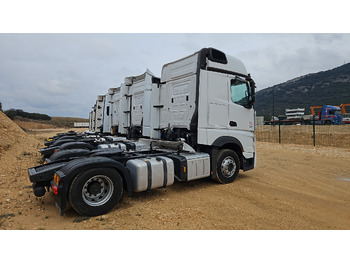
230, 78, 248, 107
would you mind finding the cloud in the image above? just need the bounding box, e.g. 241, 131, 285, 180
237, 34, 350, 89
0, 33, 350, 117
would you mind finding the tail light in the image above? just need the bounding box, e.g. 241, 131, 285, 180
53, 173, 60, 185
51, 173, 60, 195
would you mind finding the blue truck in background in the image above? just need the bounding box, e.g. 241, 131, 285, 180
311, 105, 343, 125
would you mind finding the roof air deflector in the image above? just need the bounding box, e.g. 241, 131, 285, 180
208, 48, 228, 64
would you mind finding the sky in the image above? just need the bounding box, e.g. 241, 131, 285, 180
0, 1, 350, 119
1, 33, 350, 118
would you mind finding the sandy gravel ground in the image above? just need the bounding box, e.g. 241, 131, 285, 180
1, 113, 349, 230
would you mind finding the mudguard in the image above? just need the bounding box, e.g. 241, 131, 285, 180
47, 148, 91, 163
55, 156, 132, 215
211, 136, 244, 150
58, 141, 96, 151
40, 146, 58, 158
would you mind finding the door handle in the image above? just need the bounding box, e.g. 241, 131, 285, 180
229, 121, 237, 127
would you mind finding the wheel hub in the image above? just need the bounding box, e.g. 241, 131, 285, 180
87, 181, 102, 195
221, 156, 236, 178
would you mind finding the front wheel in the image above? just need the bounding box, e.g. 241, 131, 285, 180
69, 168, 123, 216
214, 149, 240, 184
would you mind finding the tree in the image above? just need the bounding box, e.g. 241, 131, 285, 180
4, 109, 16, 119
4, 108, 51, 120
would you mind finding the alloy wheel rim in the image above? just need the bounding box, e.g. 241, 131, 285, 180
221, 156, 236, 178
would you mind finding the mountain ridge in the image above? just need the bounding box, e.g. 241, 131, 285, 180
254, 62, 350, 118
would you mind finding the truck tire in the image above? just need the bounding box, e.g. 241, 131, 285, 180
214, 149, 240, 184
69, 168, 123, 216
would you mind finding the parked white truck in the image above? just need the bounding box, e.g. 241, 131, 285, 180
91, 69, 158, 136
89, 95, 105, 132
29, 48, 256, 216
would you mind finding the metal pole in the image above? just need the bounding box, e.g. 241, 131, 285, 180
313, 115, 316, 147
278, 117, 281, 144
272, 87, 275, 125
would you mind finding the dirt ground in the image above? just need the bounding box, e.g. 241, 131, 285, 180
1, 112, 350, 230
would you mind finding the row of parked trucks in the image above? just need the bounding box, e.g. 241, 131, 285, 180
28, 48, 257, 217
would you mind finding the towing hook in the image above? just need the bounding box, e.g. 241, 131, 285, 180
33, 184, 46, 197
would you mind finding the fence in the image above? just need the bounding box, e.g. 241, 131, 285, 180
256, 122, 350, 148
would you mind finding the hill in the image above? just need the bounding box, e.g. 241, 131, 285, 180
13, 116, 88, 130
255, 62, 350, 119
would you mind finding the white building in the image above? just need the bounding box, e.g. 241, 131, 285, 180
285, 108, 305, 120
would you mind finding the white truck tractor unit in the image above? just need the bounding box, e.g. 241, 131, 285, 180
104, 69, 158, 137
101, 88, 115, 134
95, 69, 157, 136
28, 48, 257, 217
110, 85, 123, 135
89, 110, 94, 132
124, 69, 158, 139
91, 95, 105, 133
89, 105, 96, 132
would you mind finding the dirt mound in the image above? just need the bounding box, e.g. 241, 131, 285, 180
0, 112, 44, 229
0, 111, 29, 154
0, 120, 87, 229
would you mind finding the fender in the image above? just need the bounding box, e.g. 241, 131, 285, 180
55, 156, 132, 215
211, 136, 244, 150
58, 141, 96, 151
51, 138, 77, 147
47, 148, 91, 163
209, 136, 244, 179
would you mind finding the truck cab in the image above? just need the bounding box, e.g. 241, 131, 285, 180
102, 88, 116, 134
155, 48, 256, 173
318, 105, 343, 125
95, 95, 105, 132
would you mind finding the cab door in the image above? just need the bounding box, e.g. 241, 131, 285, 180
206, 71, 229, 142
227, 77, 255, 154
227, 77, 254, 131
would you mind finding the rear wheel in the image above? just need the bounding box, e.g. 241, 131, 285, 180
214, 149, 240, 184
69, 168, 123, 216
